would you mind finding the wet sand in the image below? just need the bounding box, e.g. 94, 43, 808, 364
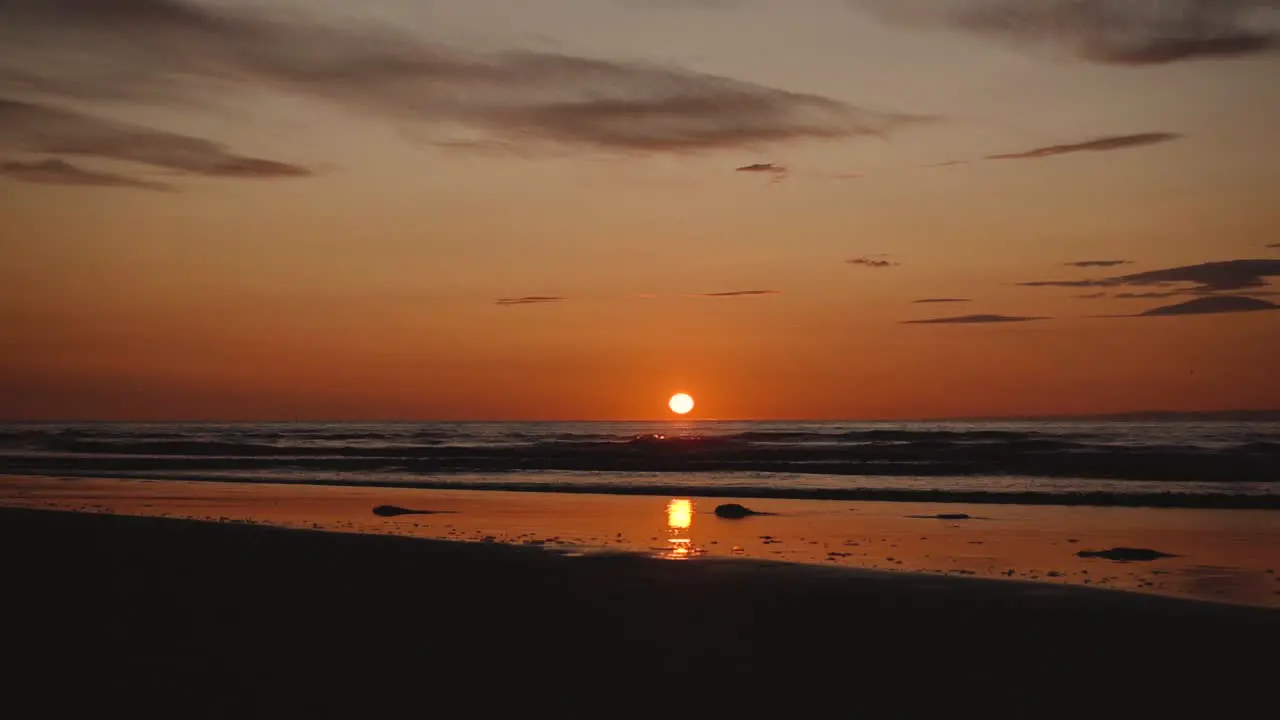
5, 475, 1278, 607
5, 504, 1278, 717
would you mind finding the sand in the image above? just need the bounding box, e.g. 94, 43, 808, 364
4, 502, 1280, 716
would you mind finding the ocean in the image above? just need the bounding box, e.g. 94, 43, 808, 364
2, 420, 1276, 507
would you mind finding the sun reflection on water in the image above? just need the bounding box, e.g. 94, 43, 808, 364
668, 498, 692, 530
664, 498, 697, 560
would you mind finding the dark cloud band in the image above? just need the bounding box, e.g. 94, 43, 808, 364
848, 255, 901, 268
1065, 260, 1134, 268
988, 133, 1179, 161
496, 296, 565, 306
1133, 296, 1280, 317
692, 290, 782, 298
862, 1, 1280, 66
1020, 259, 1280, 293
0, 0, 925, 154
0, 98, 311, 180
903, 314, 1048, 324
0, 157, 170, 190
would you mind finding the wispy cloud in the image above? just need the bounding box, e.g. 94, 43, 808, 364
862, 0, 1280, 66
903, 314, 1049, 325
664, 2, 1279, 66
1268, 243, 1280, 249
736, 163, 787, 174
1115, 291, 1186, 300
913, 298, 971, 304
1065, 260, 1133, 269
0, 98, 311, 179
1020, 259, 1280, 293
691, 290, 782, 298
848, 255, 901, 268
0, 0, 926, 155
1133, 296, 1280, 317
922, 160, 968, 168
0, 158, 170, 191
733, 163, 864, 183
496, 296, 565, 306
988, 133, 1180, 161
736, 162, 788, 182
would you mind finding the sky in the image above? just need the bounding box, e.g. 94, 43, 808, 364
2, 0, 1279, 421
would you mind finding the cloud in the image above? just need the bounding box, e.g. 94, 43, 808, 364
736, 162, 788, 183
496, 296, 565, 306
1115, 291, 1186, 299
913, 298, 971, 304
922, 160, 968, 168
0, 98, 311, 179
736, 163, 787, 174
1135, 296, 1280, 317
0, 0, 926, 155
903, 314, 1049, 324
848, 255, 901, 268
734, 163, 863, 182
1065, 260, 1133, 268
1020, 259, 1280, 293
1268, 243, 1280, 249
0, 158, 170, 190
862, 0, 1280, 66
987, 133, 1180, 161
691, 290, 782, 298
1077, 292, 1108, 299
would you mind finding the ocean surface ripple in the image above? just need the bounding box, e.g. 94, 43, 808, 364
1, 420, 1276, 507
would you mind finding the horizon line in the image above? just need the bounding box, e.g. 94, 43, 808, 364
2, 408, 1277, 424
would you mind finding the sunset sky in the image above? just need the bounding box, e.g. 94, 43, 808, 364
2, 0, 1279, 421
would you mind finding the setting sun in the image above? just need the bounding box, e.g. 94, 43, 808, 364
668, 393, 695, 415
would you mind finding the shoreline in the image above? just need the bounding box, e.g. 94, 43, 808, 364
7, 470, 1279, 509
5, 506, 1278, 714
6, 474, 1279, 609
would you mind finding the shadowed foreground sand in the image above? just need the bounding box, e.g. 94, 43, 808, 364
6, 507, 1278, 716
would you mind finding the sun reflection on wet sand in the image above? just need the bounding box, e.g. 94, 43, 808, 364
664, 498, 696, 560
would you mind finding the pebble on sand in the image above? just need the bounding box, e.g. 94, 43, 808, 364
372, 505, 448, 518
714, 504, 772, 519
1076, 548, 1178, 562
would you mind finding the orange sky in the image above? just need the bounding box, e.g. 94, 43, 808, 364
2, 1, 1279, 420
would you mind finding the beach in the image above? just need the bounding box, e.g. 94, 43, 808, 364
5, 476, 1280, 716
5, 475, 1278, 607
7, 0, 1279, 713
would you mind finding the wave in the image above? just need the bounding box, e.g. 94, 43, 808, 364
1, 438, 1276, 485
2, 421, 1276, 487
1, 430, 1247, 455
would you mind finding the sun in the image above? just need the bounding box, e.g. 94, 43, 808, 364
668, 393, 695, 415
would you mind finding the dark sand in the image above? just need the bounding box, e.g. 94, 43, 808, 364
6, 507, 1278, 716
